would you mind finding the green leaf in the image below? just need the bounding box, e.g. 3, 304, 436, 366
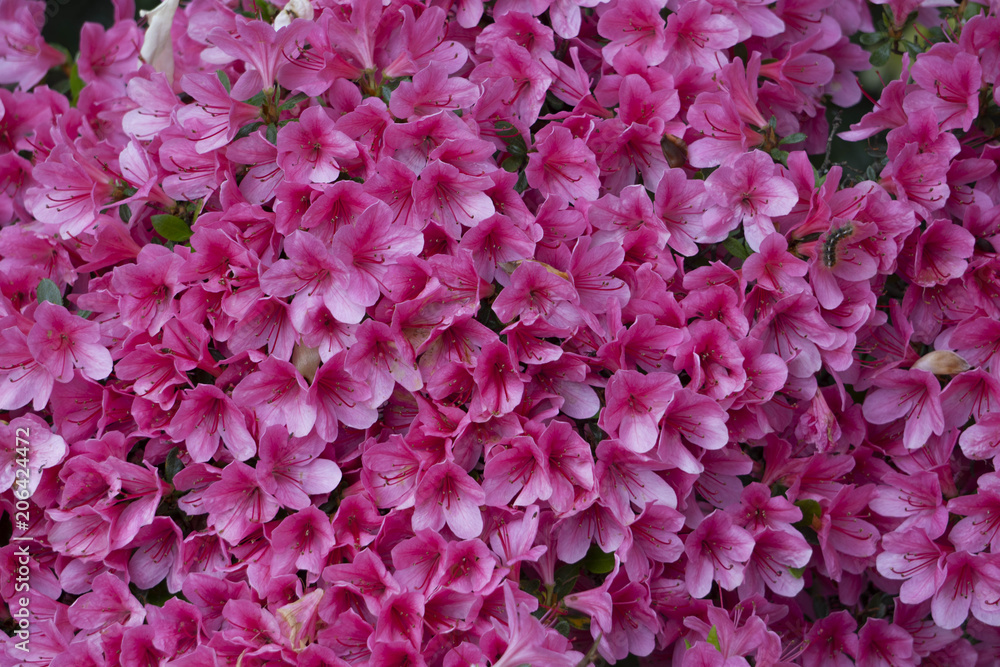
216, 69, 232, 94
36, 279, 63, 306
583, 545, 615, 574
902, 40, 922, 59
233, 121, 264, 142
266, 124, 278, 144
69, 62, 85, 107
789, 566, 806, 579
501, 155, 523, 173
514, 170, 529, 194
870, 43, 892, 67
723, 235, 752, 261
554, 563, 580, 598
707, 625, 721, 651
768, 115, 777, 129
781, 133, 807, 145
279, 93, 308, 110
495, 121, 528, 158
859, 31, 886, 45
119, 204, 132, 224
794, 499, 822, 529
164, 448, 183, 484
152, 214, 193, 242
77, 310, 92, 319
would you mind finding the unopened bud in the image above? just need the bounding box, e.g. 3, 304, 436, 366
911, 350, 971, 376
292, 344, 322, 383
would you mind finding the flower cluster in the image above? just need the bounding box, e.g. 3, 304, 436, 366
2, 0, 1000, 664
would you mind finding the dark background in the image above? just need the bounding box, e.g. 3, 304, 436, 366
42, 0, 160, 52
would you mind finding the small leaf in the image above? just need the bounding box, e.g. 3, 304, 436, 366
514, 170, 529, 194
554, 563, 580, 598
36, 279, 63, 306
279, 93, 308, 110
77, 310, 93, 319
495, 121, 528, 157
152, 214, 193, 242
789, 566, 806, 579
859, 31, 887, 45
501, 155, 523, 173
119, 204, 132, 224
69, 62, 85, 107
902, 40, 922, 58
723, 236, 752, 261
707, 625, 721, 651
794, 499, 822, 529
870, 43, 892, 67
583, 545, 615, 574
768, 115, 777, 129
781, 132, 807, 145
266, 124, 278, 144
233, 121, 264, 142
164, 448, 183, 484
216, 69, 231, 93
247, 91, 268, 107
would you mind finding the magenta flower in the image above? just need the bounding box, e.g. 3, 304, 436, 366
525, 126, 600, 203
277, 106, 358, 184
684, 510, 756, 598
702, 151, 799, 251
599, 369, 681, 453
904, 53, 981, 131
0, 0, 65, 89
168, 384, 255, 463
412, 461, 486, 539
270, 507, 336, 575
256, 426, 342, 511
68, 572, 145, 631
208, 17, 312, 91
232, 356, 315, 438
862, 369, 945, 450
201, 461, 280, 544
855, 619, 914, 667
26, 302, 110, 382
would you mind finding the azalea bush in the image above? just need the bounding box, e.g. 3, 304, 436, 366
2, 0, 1000, 663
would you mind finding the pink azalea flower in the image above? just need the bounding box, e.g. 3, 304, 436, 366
177, 72, 261, 154
201, 461, 280, 544
277, 106, 359, 184
0, 413, 66, 498
862, 369, 945, 451
482, 434, 551, 506
412, 460, 486, 539
26, 301, 111, 383
256, 426, 342, 510
855, 619, 915, 667
412, 160, 496, 239
525, 126, 601, 203
662, 3, 741, 72
871, 471, 948, 535
232, 357, 315, 438
684, 511, 756, 598
598, 0, 669, 66
599, 369, 681, 453
208, 17, 312, 91
168, 384, 255, 463
904, 53, 982, 132
702, 150, 799, 251
0, 0, 65, 90
68, 572, 145, 631
270, 507, 336, 575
